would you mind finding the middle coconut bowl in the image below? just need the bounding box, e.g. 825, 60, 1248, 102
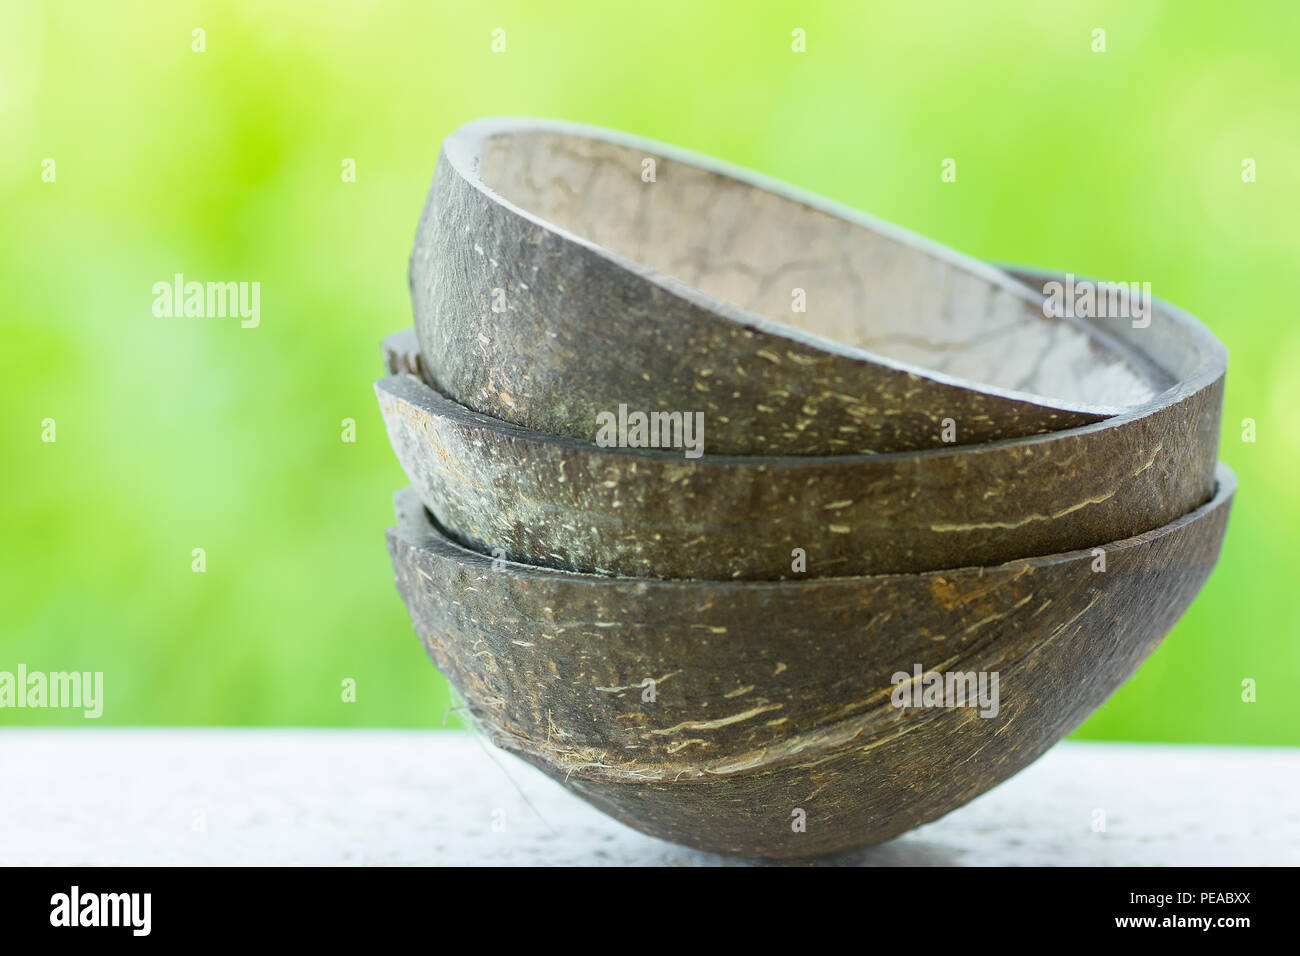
376, 268, 1223, 580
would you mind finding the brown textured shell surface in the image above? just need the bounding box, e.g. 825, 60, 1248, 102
386, 466, 1234, 858
378, 264, 1224, 581
410, 118, 1170, 456
385, 119, 1234, 858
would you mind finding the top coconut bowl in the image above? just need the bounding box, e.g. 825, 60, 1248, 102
410, 117, 1169, 456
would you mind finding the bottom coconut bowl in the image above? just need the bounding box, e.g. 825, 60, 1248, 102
386, 465, 1234, 859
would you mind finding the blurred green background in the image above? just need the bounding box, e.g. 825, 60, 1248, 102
1, 0, 1294, 743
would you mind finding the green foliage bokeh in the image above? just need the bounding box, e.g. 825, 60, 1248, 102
1, 0, 1295, 742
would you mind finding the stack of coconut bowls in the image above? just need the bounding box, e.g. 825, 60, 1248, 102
378, 118, 1232, 859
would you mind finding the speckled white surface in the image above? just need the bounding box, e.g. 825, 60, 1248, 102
1, 730, 1296, 866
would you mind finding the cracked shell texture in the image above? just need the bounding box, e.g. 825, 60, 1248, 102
410, 118, 1170, 455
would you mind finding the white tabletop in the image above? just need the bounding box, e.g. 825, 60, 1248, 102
1, 730, 1295, 865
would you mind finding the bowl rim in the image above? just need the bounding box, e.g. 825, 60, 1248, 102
438, 116, 1203, 417
389, 461, 1235, 590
